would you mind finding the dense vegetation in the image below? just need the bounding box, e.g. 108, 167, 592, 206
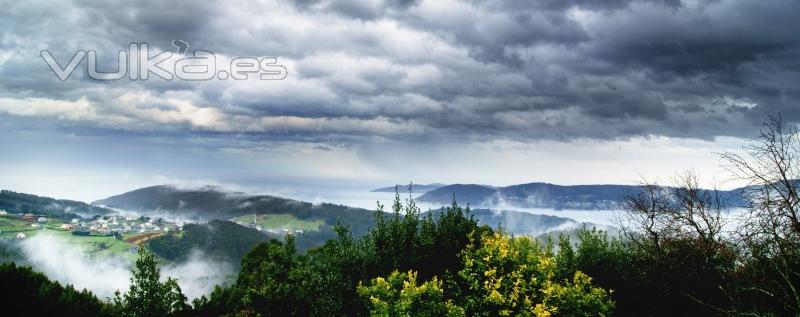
0, 262, 113, 316
148, 220, 341, 264
148, 220, 271, 263
3, 117, 800, 316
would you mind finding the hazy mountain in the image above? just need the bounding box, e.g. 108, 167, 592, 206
370, 183, 446, 193
0, 190, 114, 219
419, 182, 749, 210
94, 185, 376, 235
417, 184, 497, 206
96, 184, 601, 239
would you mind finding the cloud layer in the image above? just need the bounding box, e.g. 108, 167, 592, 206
1, 0, 798, 143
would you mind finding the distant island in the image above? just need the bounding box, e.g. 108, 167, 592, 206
370, 183, 446, 194
417, 182, 749, 210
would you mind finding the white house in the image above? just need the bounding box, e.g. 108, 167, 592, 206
37, 217, 47, 223
16, 232, 26, 239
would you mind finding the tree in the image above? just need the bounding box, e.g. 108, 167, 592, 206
0, 262, 112, 317
615, 171, 737, 315
114, 247, 189, 317
236, 237, 306, 316
721, 115, 800, 315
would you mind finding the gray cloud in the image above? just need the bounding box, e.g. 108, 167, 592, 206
0, 0, 798, 146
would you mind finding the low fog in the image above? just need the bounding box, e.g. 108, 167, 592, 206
19, 233, 233, 301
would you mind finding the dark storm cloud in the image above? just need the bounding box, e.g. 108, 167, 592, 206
1, 0, 799, 144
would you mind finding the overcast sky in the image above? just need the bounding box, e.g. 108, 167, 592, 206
1, 0, 798, 202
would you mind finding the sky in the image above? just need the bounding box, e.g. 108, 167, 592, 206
1, 0, 799, 202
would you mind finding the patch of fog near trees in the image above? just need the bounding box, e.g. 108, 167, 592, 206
461, 205, 749, 238
18, 233, 232, 300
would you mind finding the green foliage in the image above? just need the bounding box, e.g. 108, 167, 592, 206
0, 262, 112, 317
367, 191, 489, 280
235, 237, 306, 316
555, 228, 741, 316
358, 270, 465, 317
554, 234, 576, 281
114, 247, 189, 317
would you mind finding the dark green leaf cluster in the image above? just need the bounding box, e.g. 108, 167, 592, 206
113, 247, 190, 317
0, 262, 113, 317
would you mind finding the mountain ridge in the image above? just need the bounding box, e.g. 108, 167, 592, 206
93, 184, 377, 237
418, 182, 749, 210
0, 189, 114, 219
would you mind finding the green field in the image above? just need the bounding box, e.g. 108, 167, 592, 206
232, 213, 324, 231
0, 215, 138, 260
0, 216, 36, 233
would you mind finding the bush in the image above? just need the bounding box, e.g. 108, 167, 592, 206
358, 270, 464, 317
457, 232, 614, 316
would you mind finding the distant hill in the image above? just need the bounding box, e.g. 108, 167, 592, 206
96, 185, 607, 248
94, 185, 376, 236
370, 183, 446, 193
416, 184, 497, 206
419, 182, 748, 210
148, 219, 340, 262
0, 190, 114, 219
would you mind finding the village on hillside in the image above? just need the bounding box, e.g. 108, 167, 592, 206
0, 209, 183, 249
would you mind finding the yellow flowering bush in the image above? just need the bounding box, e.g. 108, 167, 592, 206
458, 232, 614, 316
357, 270, 465, 317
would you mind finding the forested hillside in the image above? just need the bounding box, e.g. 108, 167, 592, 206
94, 185, 375, 234
0, 190, 114, 219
